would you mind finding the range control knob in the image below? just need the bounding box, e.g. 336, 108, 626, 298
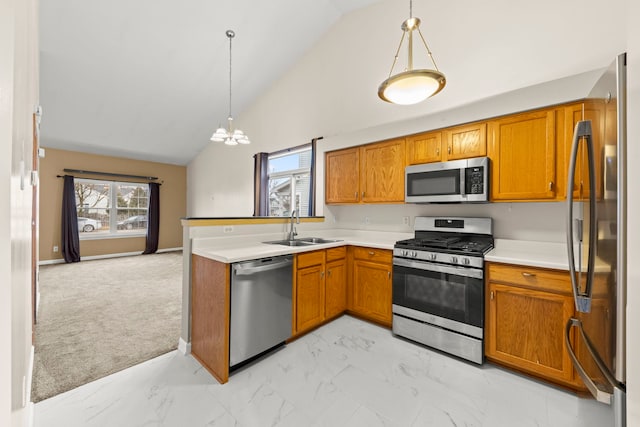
402, 250, 409, 257
451, 256, 458, 264
429, 253, 437, 261
411, 251, 418, 258
462, 258, 470, 265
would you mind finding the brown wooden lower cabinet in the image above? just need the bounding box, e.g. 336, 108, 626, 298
294, 247, 347, 335
350, 247, 393, 327
485, 262, 596, 391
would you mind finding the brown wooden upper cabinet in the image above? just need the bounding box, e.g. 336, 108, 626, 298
406, 122, 486, 165
488, 108, 559, 201
325, 138, 405, 204
562, 101, 606, 201
325, 147, 360, 203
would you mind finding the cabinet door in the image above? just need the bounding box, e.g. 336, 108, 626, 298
563, 101, 605, 200
486, 282, 575, 383
406, 131, 442, 165
325, 259, 347, 319
352, 260, 392, 326
443, 122, 486, 161
360, 139, 406, 203
325, 148, 359, 204
488, 109, 557, 201
295, 264, 325, 334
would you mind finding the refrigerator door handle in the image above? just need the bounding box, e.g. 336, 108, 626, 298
566, 120, 597, 313
565, 317, 625, 404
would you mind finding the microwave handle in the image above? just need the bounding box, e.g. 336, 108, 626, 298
460, 167, 466, 196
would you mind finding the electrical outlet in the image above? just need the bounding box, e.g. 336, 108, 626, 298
53, 245, 59, 252
364, 217, 370, 225
223, 226, 234, 233
402, 216, 410, 226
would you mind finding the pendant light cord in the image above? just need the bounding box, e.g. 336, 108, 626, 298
227, 30, 234, 120
409, 0, 412, 18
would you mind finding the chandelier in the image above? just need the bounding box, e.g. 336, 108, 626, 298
211, 30, 250, 145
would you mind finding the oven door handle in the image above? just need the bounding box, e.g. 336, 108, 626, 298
393, 257, 483, 279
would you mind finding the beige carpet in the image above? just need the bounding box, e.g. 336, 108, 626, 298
32, 251, 183, 402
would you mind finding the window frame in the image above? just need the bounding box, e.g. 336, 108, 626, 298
267, 144, 312, 217
74, 178, 150, 240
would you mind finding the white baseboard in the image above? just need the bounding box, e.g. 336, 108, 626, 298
178, 337, 191, 355
39, 247, 183, 265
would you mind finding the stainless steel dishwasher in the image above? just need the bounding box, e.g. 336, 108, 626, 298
229, 254, 293, 369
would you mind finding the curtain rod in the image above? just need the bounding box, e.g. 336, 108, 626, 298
61, 169, 158, 181
56, 174, 162, 185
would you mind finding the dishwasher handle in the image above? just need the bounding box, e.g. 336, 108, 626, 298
233, 258, 292, 276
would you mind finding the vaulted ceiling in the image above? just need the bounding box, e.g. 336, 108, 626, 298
39, 0, 383, 165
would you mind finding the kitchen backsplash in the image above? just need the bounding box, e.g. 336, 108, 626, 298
327, 202, 566, 243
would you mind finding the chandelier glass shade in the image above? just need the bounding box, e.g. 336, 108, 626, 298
378, 3, 446, 105
211, 30, 250, 145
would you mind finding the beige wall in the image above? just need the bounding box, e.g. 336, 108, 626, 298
39, 148, 186, 261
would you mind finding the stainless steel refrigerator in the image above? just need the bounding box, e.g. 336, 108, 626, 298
565, 53, 626, 426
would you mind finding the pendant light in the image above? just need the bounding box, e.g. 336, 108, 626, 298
378, 0, 446, 105
211, 30, 250, 145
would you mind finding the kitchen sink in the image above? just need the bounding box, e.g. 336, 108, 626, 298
263, 239, 316, 246
297, 237, 343, 244
263, 237, 343, 246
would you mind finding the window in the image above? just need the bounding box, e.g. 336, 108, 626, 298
75, 179, 149, 237
268, 145, 312, 216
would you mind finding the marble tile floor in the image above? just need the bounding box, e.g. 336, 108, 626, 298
34, 315, 613, 427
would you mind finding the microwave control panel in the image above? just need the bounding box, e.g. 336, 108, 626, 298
465, 166, 485, 194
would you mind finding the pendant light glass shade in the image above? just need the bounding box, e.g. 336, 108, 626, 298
378, 3, 446, 105
378, 69, 445, 105
210, 30, 250, 145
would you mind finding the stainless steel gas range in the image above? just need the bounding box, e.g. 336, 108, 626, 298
392, 216, 493, 364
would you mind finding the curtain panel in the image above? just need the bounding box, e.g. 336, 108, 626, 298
142, 182, 160, 254
253, 152, 269, 216
61, 174, 81, 263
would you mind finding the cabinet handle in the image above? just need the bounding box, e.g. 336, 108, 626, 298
362, 191, 365, 198
436, 148, 440, 156
448, 145, 451, 154
354, 191, 358, 199
327, 270, 331, 277
549, 181, 554, 191
388, 271, 391, 279
522, 272, 536, 278
490, 291, 494, 300
368, 251, 375, 256
320, 271, 325, 278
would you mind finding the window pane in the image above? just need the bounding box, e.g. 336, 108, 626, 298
269, 148, 312, 173
116, 184, 149, 232
269, 177, 292, 216
75, 180, 110, 233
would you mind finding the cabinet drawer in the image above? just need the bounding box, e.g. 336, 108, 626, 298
297, 251, 325, 269
326, 246, 346, 262
353, 247, 392, 263
487, 263, 571, 294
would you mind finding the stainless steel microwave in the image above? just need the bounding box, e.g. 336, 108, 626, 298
405, 157, 490, 203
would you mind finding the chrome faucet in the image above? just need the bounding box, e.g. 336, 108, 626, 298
289, 209, 299, 241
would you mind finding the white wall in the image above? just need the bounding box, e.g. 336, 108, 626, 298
625, 0, 639, 422
188, 0, 626, 218
1, 0, 38, 425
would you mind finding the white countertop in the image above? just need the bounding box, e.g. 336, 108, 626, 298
485, 239, 612, 273
191, 229, 412, 263
192, 231, 612, 273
